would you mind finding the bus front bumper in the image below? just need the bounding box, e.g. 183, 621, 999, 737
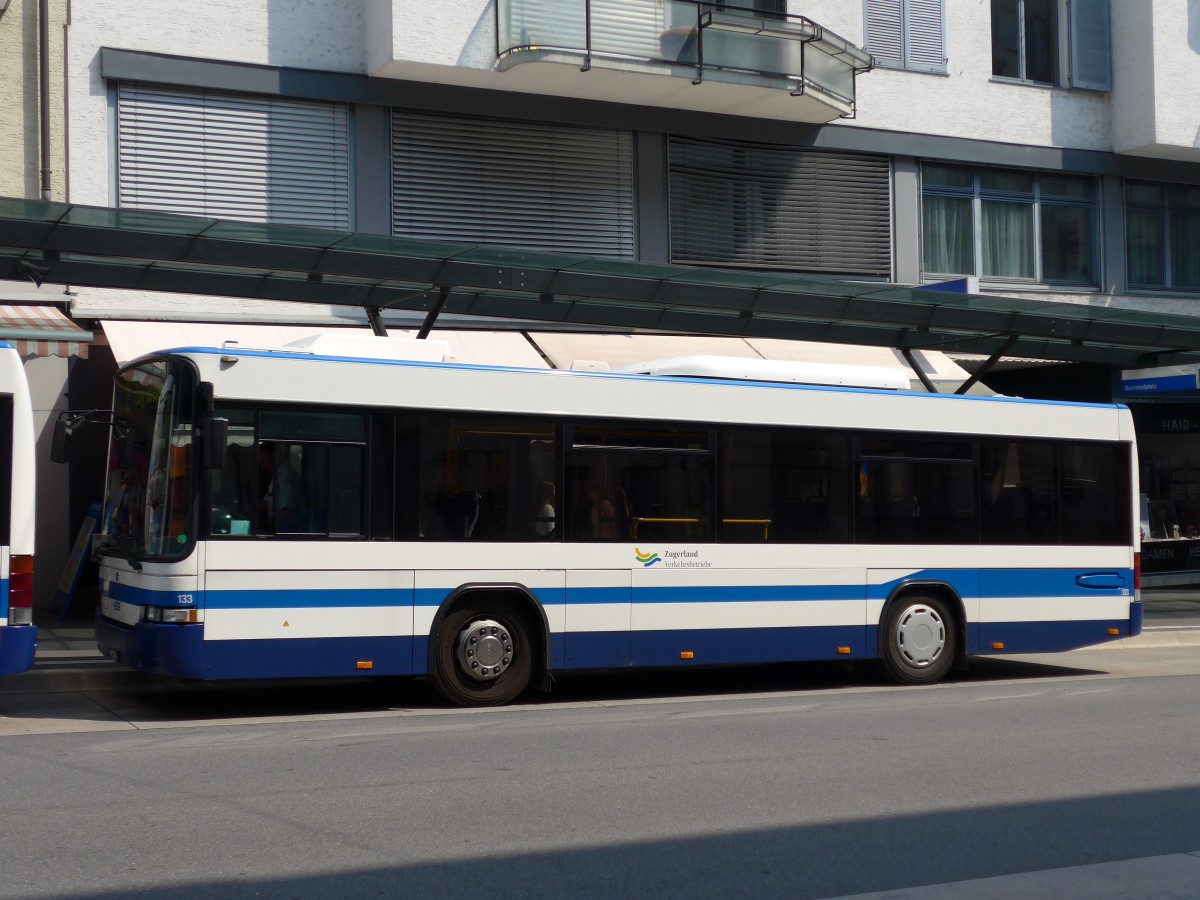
96, 611, 207, 679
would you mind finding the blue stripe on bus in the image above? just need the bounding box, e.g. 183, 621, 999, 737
107, 568, 1132, 615
94, 613, 1134, 682
630, 585, 865, 603
95, 611, 412, 679
975, 618, 1135, 653
872, 568, 1131, 599
0, 576, 8, 617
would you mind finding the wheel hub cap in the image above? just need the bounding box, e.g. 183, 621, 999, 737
895, 605, 945, 668
455, 618, 513, 682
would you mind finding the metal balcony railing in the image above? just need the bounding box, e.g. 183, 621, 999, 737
495, 0, 874, 116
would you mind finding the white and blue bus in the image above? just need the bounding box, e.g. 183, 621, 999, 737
0, 343, 37, 675
72, 334, 1141, 705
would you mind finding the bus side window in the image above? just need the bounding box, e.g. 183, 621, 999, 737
209, 407, 258, 537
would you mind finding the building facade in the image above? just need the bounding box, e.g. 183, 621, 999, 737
5, 0, 1200, 603
0, 0, 86, 607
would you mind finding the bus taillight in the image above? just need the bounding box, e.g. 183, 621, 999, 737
1134, 552, 1141, 594
8, 555, 33, 625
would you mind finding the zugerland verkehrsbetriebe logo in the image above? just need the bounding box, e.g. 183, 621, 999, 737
635, 548, 661, 567
635, 548, 711, 568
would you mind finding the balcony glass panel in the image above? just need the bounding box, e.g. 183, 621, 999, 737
803, 42, 854, 101
498, 0, 588, 52
590, 0, 672, 59
496, 0, 868, 113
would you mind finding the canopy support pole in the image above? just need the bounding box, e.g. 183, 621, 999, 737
365, 307, 386, 337
954, 335, 1019, 395
901, 348, 938, 393
416, 285, 451, 340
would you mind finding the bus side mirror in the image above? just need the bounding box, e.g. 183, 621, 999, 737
203, 417, 229, 470
50, 418, 71, 464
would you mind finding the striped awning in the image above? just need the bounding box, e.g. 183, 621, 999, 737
0, 305, 92, 359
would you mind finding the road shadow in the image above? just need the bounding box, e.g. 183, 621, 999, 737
50, 653, 1111, 726
25, 785, 1200, 899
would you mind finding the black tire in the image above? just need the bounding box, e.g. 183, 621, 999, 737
879, 594, 957, 685
429, 602, 534, 707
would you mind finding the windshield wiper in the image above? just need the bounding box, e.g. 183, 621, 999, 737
92, 534, 143, 573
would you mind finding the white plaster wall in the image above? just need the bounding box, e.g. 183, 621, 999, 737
1149, 0, 1200, 153
798, 0, 1112, 151
372, 0, 494, 73
67, 0, 368, 207
1110, 0, 1159, 155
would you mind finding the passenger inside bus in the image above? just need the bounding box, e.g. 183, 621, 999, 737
533, 480, 556, 536
258, 442, 306, 532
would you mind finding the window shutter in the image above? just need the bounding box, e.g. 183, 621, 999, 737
1070, 0, 1111, 91
905, 0, 946, 72
863, 0, 904, 68
669, 138, 892, 276
117, 84, 351, 229
391, 111, 635, 258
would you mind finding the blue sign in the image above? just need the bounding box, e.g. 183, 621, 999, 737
1121, 366, 1199, 395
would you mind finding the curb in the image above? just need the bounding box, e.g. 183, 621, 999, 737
1088, 627, 1200, 650
0, 658, 157, 696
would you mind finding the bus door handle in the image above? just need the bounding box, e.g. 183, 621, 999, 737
1075, 572, 1125, 590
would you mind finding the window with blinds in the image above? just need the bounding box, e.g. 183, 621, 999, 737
391, 110, 636, 258
116, 83, 352, 229
668, 137, 892, 276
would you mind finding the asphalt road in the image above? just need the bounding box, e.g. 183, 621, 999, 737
3, 649, 1200, 899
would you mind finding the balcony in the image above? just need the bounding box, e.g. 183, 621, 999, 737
1111, 1, 1200, 162
494, 0, 873, 122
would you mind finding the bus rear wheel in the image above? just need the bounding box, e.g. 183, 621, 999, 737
430, 603, 533, 707
879, 594, 956, 685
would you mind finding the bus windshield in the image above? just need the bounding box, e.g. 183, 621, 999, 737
101, 358, 197, 562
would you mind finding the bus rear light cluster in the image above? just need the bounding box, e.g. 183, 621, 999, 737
143, 607, 199, 624
7, 555, 33, 626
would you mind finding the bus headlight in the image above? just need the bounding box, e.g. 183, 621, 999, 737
142, 607, 199, 624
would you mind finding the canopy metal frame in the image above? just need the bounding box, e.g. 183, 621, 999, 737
3, 197, 1200, 389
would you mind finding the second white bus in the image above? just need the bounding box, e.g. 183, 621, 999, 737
0, 342, 36, 675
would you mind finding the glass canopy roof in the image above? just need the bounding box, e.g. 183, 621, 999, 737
2, 196, 1199, 368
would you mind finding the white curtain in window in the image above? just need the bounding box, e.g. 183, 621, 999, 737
982, 200, 1033, 278
1126, 210, 1164, 286
1171, 211, 1200, 289
922, 194, 972, 274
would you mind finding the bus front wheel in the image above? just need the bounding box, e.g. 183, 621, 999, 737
879, 594, 957, 685
430, 603, 533, 707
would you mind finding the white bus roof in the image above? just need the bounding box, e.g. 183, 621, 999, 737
617, 355, 911, 391
280, 334, 454, 362
160, 339, 1134, 445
